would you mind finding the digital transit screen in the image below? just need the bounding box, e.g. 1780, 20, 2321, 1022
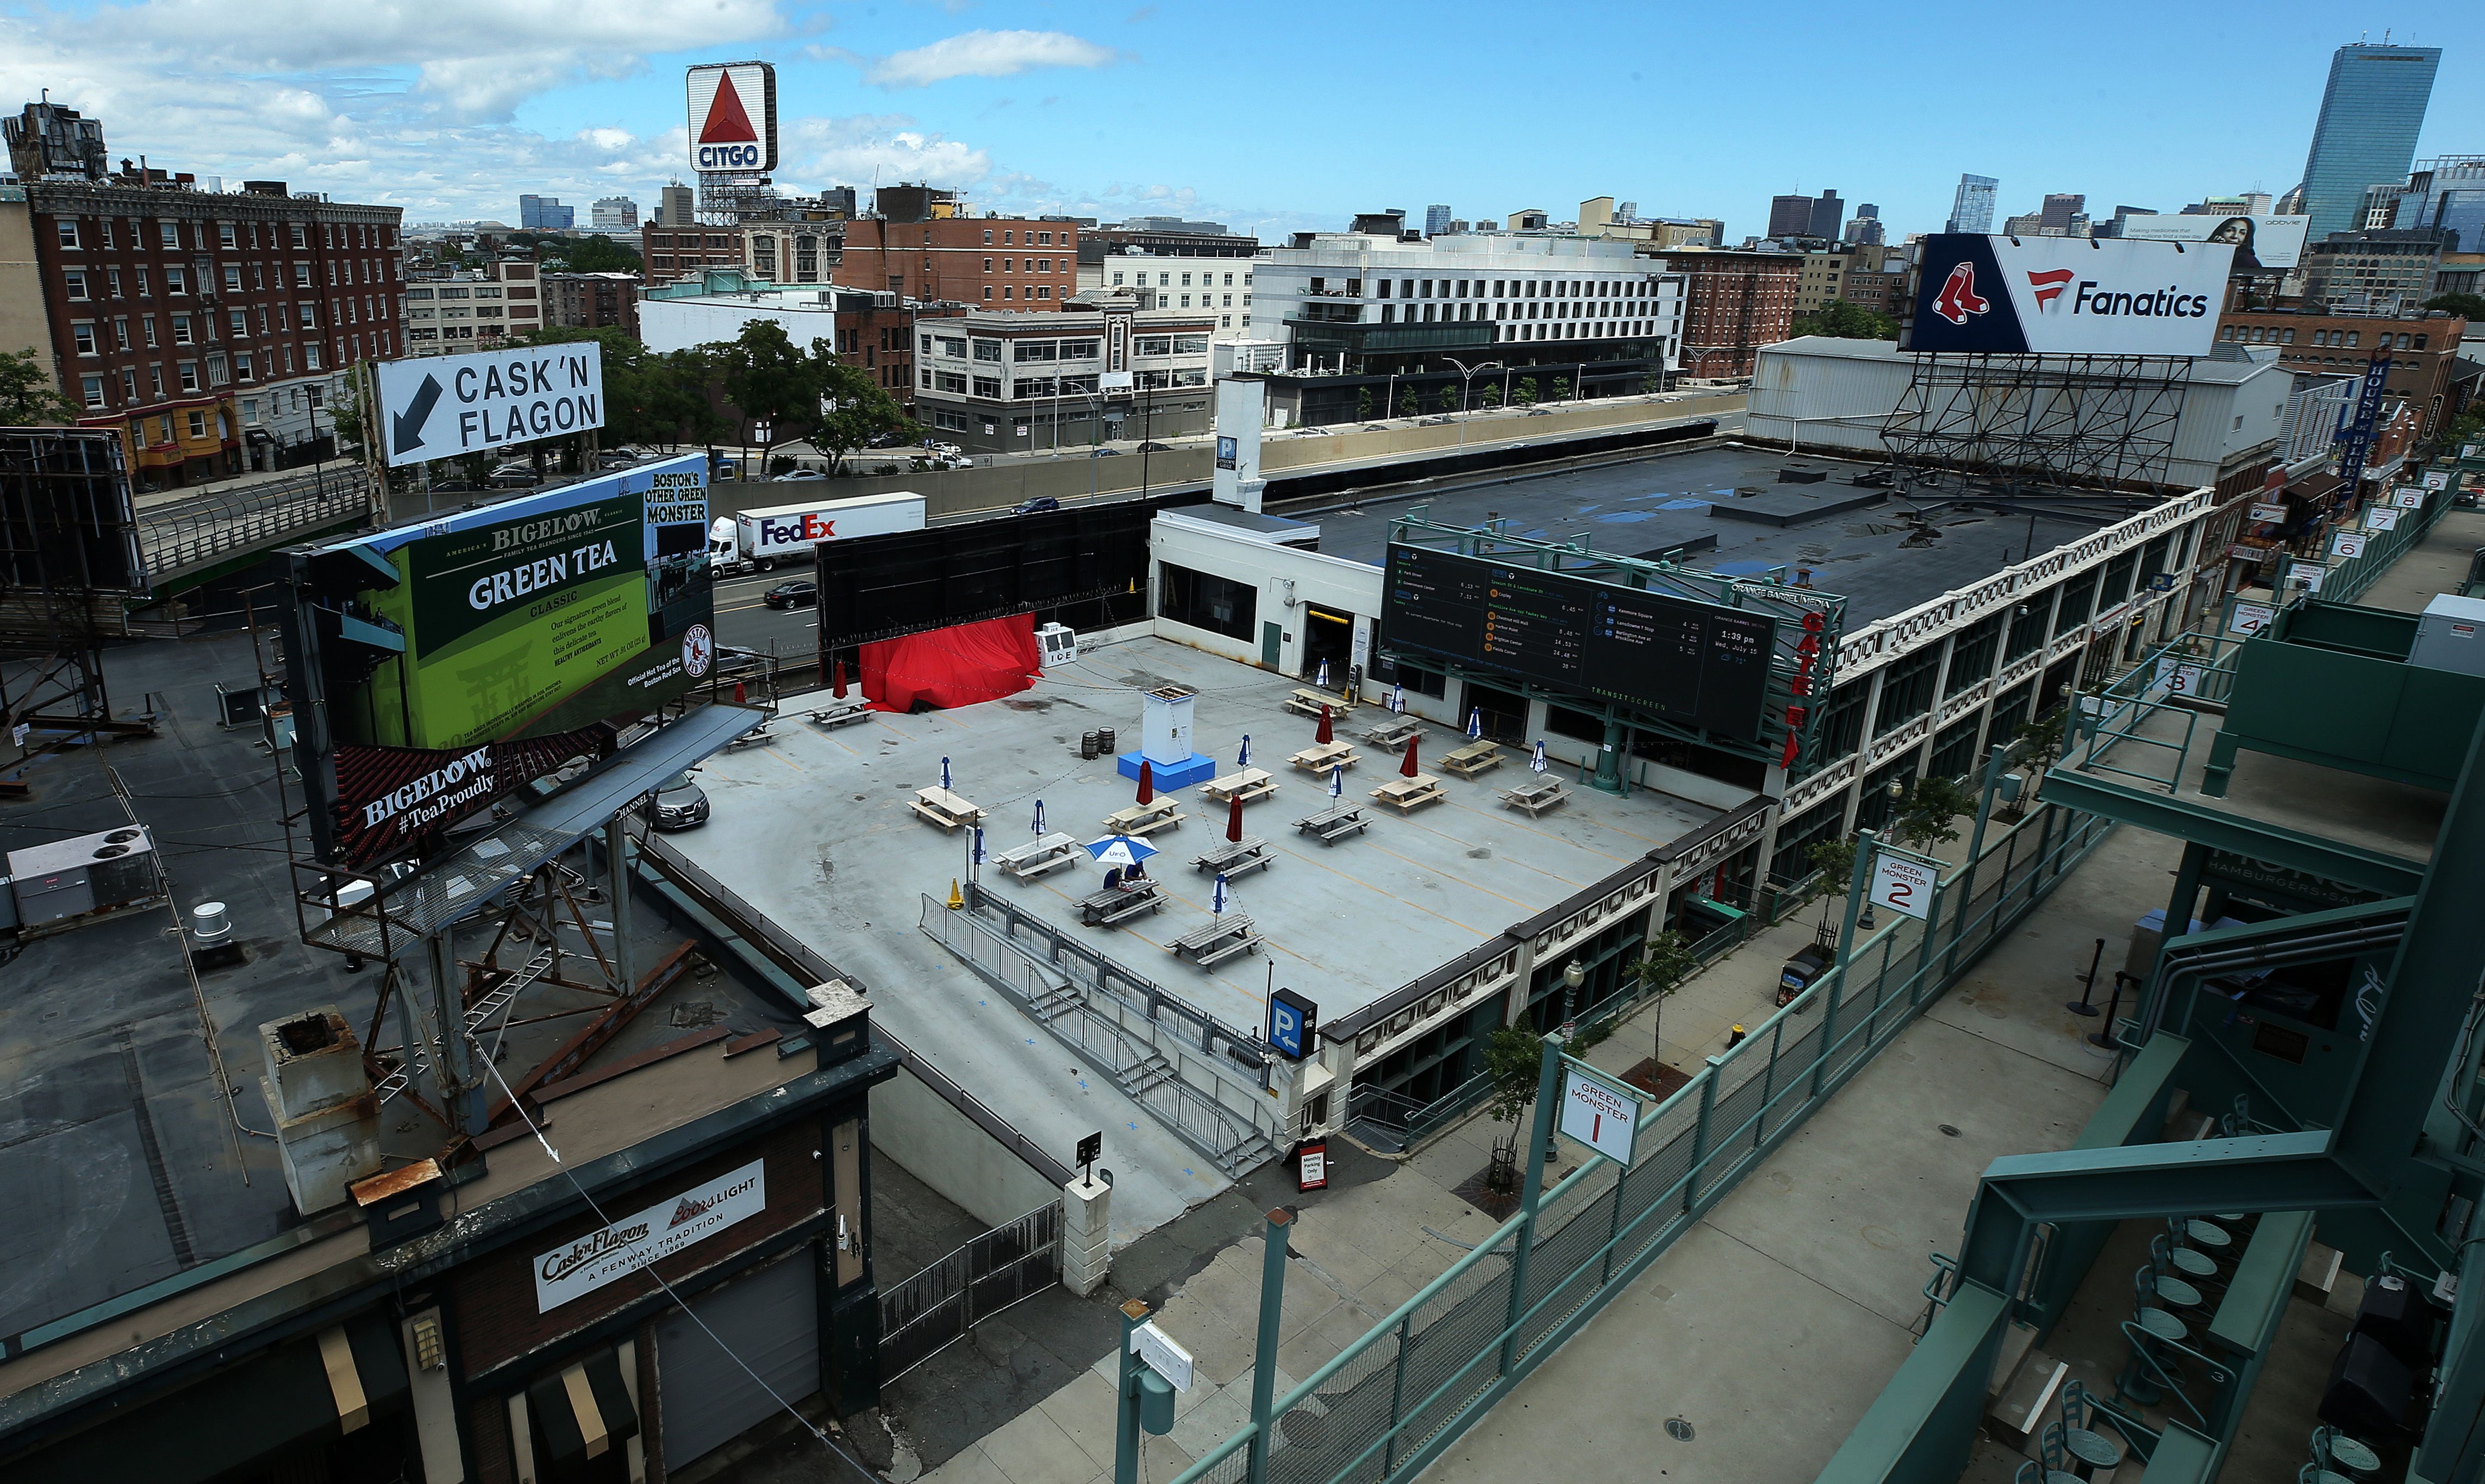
1381, 544, 1778, 742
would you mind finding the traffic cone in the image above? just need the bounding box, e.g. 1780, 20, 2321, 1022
946, 879, 964, 910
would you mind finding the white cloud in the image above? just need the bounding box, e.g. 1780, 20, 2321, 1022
865, 29, 1117, 87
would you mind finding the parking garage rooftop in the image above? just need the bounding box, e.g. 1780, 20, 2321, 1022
1302, 444, 2143, 625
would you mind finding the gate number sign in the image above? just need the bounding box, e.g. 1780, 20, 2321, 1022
1869, 850, 1936, 922
1558, 1070, 1643, 1166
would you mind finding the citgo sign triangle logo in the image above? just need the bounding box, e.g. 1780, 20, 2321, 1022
699, 74, 756, 146
689, 63, 773, 172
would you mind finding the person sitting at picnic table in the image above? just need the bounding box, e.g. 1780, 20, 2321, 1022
1102, 865, 1125, 891
1119, 860, 1150, 888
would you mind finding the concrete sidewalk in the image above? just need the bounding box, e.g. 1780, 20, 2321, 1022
870, 805, 2162, 1484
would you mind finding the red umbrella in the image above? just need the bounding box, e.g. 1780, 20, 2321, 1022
732, 680, 746, 705
1226, 793, 1244, 842
1401, 735, 1420, 778
832, 659, 848, 698
1316, 704, 1334, 745
1137, 760, 1155, 805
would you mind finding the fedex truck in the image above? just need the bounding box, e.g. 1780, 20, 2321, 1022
708, 491, 926, 574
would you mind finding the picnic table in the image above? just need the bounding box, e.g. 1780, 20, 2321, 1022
1294, 802, 1370, 845
1288, 740, 1360, 775
1169, 913, 1263, 968
1438, 740, 1504, 779
1285, 687, 1348, 718
1201, 767, 1280, 804
1102, 797, 1186, 836
1077, 878, 1164, 926
996, 831, 1084, 880
910, 786, 986, 832
1370, 774, 1446, 812
1190, 835, 1274, 878
1363, 715, 1422, 749
804, 697, 873, 729
1497, 778, 1571, 816
724, 722, 775, 752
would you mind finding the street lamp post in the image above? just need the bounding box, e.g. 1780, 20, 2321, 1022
1444, 356, 1503, 451
1547, 957, 1587, 1159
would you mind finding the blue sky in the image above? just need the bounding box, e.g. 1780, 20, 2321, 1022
2, 1, 2477, 240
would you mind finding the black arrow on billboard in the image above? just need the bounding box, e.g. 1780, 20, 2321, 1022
391, 374, 444, 455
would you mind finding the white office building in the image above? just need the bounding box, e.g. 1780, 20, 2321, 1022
590, 196, 639, 231
400, 259, 542, 356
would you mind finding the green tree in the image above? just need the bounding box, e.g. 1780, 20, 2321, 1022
1640, 375, 1659, 395
1790, 300, 1900, 341
1628, 930, 1700, 1067
1806, 836, 1859, 937
1482, 1023, 1546, 1189
812, 364, 919, 473
1514, 377, 1538, 406
1550, 376, 1572, 401
1396, 390, 1419, 418
1356, 387, 1373, 421
2425, 292, 2485, 322
713, 320, 837, 473
0, 346, 79, 424
551, 235, 644, 274
327, 368, 367, 452
1478, 383, 1503, 409
1890, 775, 1975, 855
1437, 384, 1460, 414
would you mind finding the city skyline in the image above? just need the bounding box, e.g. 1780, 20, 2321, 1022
0, 3, 2477, 243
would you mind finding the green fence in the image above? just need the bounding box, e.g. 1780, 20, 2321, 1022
1169, 797, 2118, 1484
2322, 479, 2453, 606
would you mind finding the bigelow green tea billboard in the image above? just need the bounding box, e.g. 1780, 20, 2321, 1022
327, 454, 714, 752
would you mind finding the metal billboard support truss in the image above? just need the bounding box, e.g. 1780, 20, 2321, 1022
1880, 353, 2194, 497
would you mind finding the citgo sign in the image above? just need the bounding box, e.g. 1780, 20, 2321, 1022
687, 62, 777, 174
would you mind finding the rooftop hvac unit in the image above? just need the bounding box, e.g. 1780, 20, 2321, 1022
5, 825, 164, 929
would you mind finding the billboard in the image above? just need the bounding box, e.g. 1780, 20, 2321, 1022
374, 343, 604, 468
2115, 213, 2312, 272
687, 62, 777, 174
312, 456, 714, 862
1382, 544, 1778, 742
1908, 234, 2235, 357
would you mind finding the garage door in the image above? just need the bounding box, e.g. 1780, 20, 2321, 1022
655, 1253, 819, 1467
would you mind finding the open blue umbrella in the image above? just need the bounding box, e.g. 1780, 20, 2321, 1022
1466, 708, 1483, 740
1237, 733, 1252, 768
1327, 764, 1345, 800
1031, 799, 1047, 834
1390, 684, 1405, 714
1531, 740, 1548, 774
1212, 873, 1230, 917
1316, 659, 1331, 689
940, 755, 953, 791
1085, 834, 1160, 868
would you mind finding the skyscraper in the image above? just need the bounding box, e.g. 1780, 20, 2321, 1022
519, 194, 573, 230
1808, 190, 1844, 242
2039, 193, 2085, 234
1424, 204, 1452, 237
2295, 41, 2442, 241
1946, 174, 1997, 234
1768, 193, 1816, 239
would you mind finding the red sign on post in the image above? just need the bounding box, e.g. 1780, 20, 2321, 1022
1296, 1141, 1328, 1191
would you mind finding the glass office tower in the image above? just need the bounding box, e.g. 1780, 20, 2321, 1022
2297, 43, 2440, 242
1945, 174, 1997, 234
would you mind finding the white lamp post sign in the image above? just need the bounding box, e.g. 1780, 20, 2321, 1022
1558, 1066, 1644, 1166
1867, 845, 1938, 923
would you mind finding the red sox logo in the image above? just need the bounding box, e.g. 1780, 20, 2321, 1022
1931, 262, 1991, 325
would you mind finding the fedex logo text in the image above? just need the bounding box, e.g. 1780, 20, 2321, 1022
754, 513, 836, 549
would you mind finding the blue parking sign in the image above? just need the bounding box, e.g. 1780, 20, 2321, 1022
1268, 988, 1317, 1061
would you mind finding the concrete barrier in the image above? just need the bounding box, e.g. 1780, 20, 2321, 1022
870, 1063, 1067, 1229
717, 392, 1748, 522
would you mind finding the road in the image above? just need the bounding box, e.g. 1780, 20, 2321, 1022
711, 569, 820, 666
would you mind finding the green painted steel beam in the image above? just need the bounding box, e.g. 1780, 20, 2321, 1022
1813, 1280, 2011, 1483
2037, 767, 2425, 897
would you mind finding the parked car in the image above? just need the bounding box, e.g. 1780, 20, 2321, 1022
1420, 416, 1453, 427
1138, 440, 1175, 452
644, 772, 710, 831
1524, 407, 1553, 417
1092, 446, 1123, 456
772, 468, 828, 482
1012, 497, 1062, 515
762, 579, 818, 609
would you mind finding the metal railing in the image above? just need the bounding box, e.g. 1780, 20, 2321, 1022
139, 469, 369, 574
1166, 796, 2115, 1484
917, 894, 1285, 1173
878, 1200, 1063, 1382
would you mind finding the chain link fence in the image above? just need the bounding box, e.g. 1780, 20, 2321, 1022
1172, 796, 2115, 1484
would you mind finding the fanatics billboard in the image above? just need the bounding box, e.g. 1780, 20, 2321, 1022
686, 62, 778, 174
1908, 234, 2235, 358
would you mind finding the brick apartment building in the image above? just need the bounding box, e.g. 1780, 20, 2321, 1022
543, 270, 641, 338
8, 123, 402, 485
639, 220, 842, 286
1656, 249, 1801, 377
833, 216, 1079, 308
2216, 306, 2471, 436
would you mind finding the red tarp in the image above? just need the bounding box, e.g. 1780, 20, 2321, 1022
860, 613, 1042, 712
